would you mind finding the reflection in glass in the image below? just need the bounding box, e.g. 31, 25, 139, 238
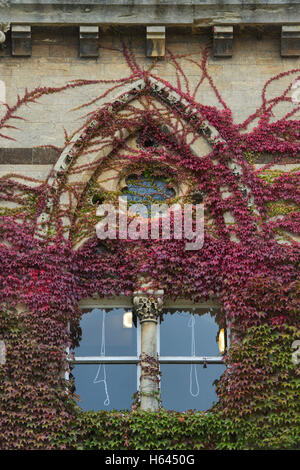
74, 308, 136, 357
73, 364, 136, 411
218, 328, 226, 354
123, 311, 133, 329
161, 364, 225, 411
160, 309, 221, 356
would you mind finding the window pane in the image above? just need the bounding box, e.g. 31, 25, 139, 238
73, 364, 137, 411
160, 364, 225, 411
160, 309, 221, 356
122, 174, 176, 208
74, 308, 136, 356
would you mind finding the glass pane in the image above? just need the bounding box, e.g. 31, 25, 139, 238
122, 174, 176, 208
74, 308, 137, 357
160, 309, 221, 356
161, 364, 225, 411
73, 364, 137, 411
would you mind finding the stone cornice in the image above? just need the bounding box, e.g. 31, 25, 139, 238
1, 1, 300, 26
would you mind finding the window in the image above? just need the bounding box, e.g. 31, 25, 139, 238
71, 300, 227, 412
121, 172, 176, 209
72, 306, 139, 411
160, 308, 226, 412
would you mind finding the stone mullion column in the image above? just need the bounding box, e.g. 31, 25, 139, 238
133, 294, 163, 411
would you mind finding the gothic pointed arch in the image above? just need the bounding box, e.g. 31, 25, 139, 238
36, 78, 254, 246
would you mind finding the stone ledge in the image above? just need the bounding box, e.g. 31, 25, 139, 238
1, 1, 300, 26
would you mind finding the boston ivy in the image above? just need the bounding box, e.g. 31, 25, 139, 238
0, 43, 299, 449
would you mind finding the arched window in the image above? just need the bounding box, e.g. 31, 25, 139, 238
121, 172, 176, 209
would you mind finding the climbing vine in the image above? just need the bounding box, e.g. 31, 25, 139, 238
0, 40, 299, 449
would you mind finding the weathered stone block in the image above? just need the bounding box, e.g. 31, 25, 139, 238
0, 148, 59, 164
32, 147, 59, 164
0, 148, 32, 164
281, 25, 300, 57
146, 26, 165, 57
213, 26, 233, 58
11, 25, 31, 56
79, 26, 99, 58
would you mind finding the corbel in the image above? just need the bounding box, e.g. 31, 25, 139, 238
146, 26, 166, 58
213, 25, 233, 58
79, 25, 99, 58
11, 25, 31, 56
281, 25, 300, 57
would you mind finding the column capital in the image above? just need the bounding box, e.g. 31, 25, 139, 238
133, 293, 164, 324
0, 23, 9, 43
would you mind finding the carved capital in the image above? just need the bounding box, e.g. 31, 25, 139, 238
133, 295, 163, 323
0, 23, 9, 44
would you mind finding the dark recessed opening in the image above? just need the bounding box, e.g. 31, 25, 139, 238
191, 191, 204, 204
92, 194, 104, 205
96, 241, 108, 254
143, 137, 156, 148
137, 132, 158, 150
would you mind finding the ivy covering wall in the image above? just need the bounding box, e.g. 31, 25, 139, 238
0, 42, 299, 449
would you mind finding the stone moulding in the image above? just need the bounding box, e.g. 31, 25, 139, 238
35, 76, 219, 237
34, 76, 241, 240
49, 77, 219, 189
2, 2, 300, 26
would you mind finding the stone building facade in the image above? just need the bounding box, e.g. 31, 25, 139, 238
0, 1, 299, 449
0, 2, 299, 182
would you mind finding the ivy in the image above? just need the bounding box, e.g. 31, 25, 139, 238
0, 41, 299, 449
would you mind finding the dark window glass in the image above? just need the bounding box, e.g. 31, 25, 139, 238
160, 309, 224, 411
73, 306, 225, 412
74, 308, 136, 357
73, 364, 136, 411
73, 308, 137, 411
160, 364, 225, 412
160, 309, 221, 356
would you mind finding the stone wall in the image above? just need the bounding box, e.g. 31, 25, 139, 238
0, 25, 299, 180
